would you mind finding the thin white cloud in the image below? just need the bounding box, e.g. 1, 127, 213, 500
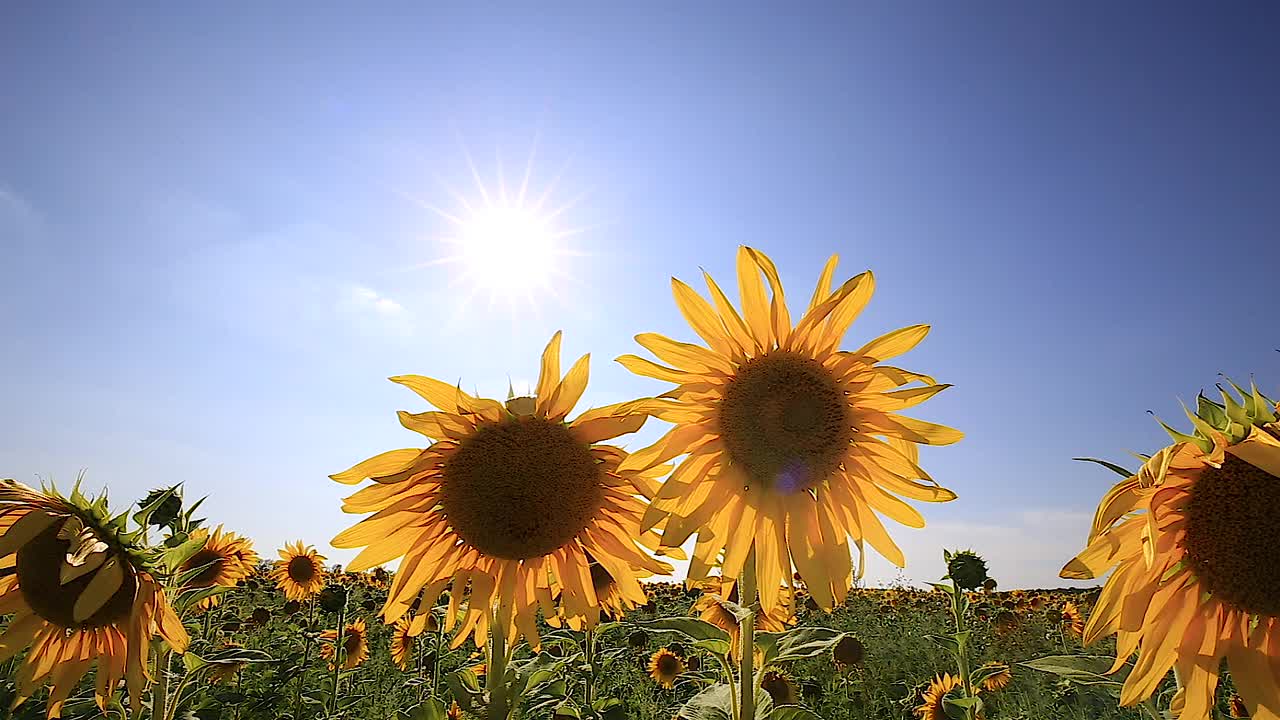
348, 285, 405, 315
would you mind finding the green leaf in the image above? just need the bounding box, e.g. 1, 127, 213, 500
132, 485, 180, 528
924, 634, 961, 656
551, 699, 581, 719
942, 695, 982, 720
770, 707, 825, 720
754, 627, 845, 669
1019, 654, 1127, 688
161, 532, 210, 575
693, 638, 733, 658
630, 617, 731, 645
676, 684, 773, 720
398, 697, 447, 720
445, 669, 482, 711
175, 586, 226, 613
1072, 458, 1135, 478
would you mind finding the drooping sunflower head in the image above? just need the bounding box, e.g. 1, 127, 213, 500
180, 525, 258, 610
760, 670, 799, 705
617, 247, 960, 613
0, 479, 189, 718
833, 634, 866, 668
331, 332, 673, 649
1061, 381, 1280, 718
692, 575, 795, 658
979, 662, 1013, 692
270, 541, 326, 601
320, 618, 369, 670
915, 673, 963, 720
648, 647, 685, 689
391, 617, 416, 671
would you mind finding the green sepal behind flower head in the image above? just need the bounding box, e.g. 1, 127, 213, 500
1162, 378, 1278, 448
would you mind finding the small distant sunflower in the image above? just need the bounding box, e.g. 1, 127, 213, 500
1060, 602, 1084, 637
761, 670, 799, 704
1061, 384, 1280, 718
915, 673, 962, 720
391, 617, 416, 671
618, 247, 960, 613
270, 541, 326, 601
331, 332, 672, 649
692, 575, 794, 658
979, 662, 1013, 692
320, 618, 369, 670
833, 634, 866, 669
0, 480, 189, 717
648, 647, 685, 689
180, 525, 258, 610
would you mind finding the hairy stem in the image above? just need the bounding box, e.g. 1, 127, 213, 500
738, 546, 757, 720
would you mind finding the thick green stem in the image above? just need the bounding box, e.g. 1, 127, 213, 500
738, 547, 757, 720
486, 608, 511, 720
152, 649, 173, 720
329, 600, 347, 715
712, 653, 738, 720
294, 599, 317, 720
584, 627, 596, 709
951, 584, 975, 720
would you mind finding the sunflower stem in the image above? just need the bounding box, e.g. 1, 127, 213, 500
738, 546, 757, 720
432, 618, 444, 699
294, 598, 316, 720
950, 582, 976, 720
584, 626, 596, 709
486, 607, 512, 720
712, 652, 739, 720
152, 648, 173, 720
329, 597, 347, 715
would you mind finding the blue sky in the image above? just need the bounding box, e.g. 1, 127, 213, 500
2, 4, 1278, 589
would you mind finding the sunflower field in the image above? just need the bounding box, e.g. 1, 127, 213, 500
2, 248, 1277, 720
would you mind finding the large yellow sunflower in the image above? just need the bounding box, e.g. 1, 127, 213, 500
0, 480, 189, 717
618, 247, 960, 612
1061, 384, 1280, 719
331, 332, 673, 648
270, 541, 326, 601
320, 618, 369, 670
180, 525, 258, 610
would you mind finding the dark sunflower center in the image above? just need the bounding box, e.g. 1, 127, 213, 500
288, 555, 317, 583
718, 351, 851, 492
656, 653, 681, 674
343, 630, 363, 654
184, 548, 225, 587
16, 522, 137, 628
1182, 454, 1280, 616
442, 415, 603, 560
588, 558, 614, 594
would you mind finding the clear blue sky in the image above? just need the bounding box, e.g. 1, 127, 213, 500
3, 4, 1277, 589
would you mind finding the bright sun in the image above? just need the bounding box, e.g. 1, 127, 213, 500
455, 205, 558, 293
410, 141, 584, 314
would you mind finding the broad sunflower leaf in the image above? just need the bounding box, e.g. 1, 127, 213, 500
162, 532, 210, 575
629, 617, 731, 645
676, 683, 773, 720
754, 627, 846, 668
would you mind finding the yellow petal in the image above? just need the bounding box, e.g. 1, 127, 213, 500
545, 353, 590, 419
672, 278, 734, 356
860, 412, 964, 446
330, 449, 424, 485
570, 413, 645, 444
615, 354, 691, 383
390, 374, 480, 413
0, 510, 57, 558
736, 246, 772, 347
635, 333, 733, 375
744, 247, 791, 346
853, 324, 931, 363
74, 556, 124, 623
703, 269, 757, 354
536, 331, 563, 404
807, 254, 839, 313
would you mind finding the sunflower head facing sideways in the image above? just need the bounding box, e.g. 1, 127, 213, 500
270, 541, 327, 602
617, 247, 960, 613
915, 673, 963, 720
0, 479, 189, 717
1061, 381, 1280, 718
320, 618, 369, 670
648, 647, 685, 689
179, 524, 258, 610
331, 332, 673, 649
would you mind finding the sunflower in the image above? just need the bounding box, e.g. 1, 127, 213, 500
391, 617, 416, 671
693, 575, 794, 658
320, 618, 369, 670
761, 670, 799, 704
1060, 601, 1085, 637
1061, 384, 1280, 718
270, 541, 326, 602
979, 662, 1012, 692
915, 673, 962, 720
0, 480, 189, 717
648, 647, 685, 689
331, 332, 673, 649
617, 247, 960, 613
180, 525, 258, 610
